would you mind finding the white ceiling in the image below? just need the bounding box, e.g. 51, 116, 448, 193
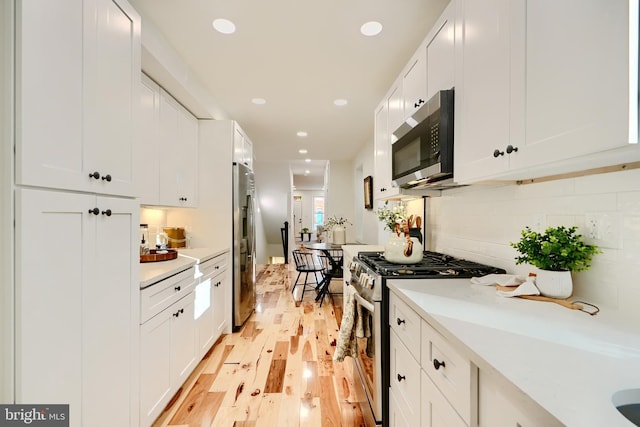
129, 0, 449, 181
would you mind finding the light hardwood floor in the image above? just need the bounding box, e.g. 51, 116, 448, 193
151, 263, 375, 427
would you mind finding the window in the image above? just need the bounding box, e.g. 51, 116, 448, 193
312, 196, 325, 231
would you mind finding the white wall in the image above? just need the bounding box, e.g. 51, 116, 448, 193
326, 160, 357, 244
0, 0, 13, 403
428, 168, 640, 319
351, 137, 379, 244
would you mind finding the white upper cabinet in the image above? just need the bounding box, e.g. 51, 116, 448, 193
374, 86, 401, 200
16, 0, 140, 197
138, 73, 161, 204
387, 81, 405, 142
158, 89, 198, 207
426, 2, 455, 99
233, 124, 253, 169
455, 0, 639, 184
401, 49, 427, 122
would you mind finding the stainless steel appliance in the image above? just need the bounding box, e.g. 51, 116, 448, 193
233, 162, 256, 330
348, 251, 505, 426
391, 89, 456, 190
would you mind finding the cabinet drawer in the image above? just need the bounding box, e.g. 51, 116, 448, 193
198, 252, 228, 278
389, 292, 421, 360
389, 329, 421, 426
421, 319, 473, 425
421, 370, 467, 427
389, 386, 412, 427
141, 267, 195, 323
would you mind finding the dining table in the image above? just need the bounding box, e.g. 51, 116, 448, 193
303, 242, 350, 305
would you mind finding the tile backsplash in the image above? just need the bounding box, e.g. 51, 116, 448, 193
428, 167, 640, 318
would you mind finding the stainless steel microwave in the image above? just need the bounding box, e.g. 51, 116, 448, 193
391, 89, 454, 189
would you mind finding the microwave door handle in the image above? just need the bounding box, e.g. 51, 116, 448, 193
353, 292, 375, 313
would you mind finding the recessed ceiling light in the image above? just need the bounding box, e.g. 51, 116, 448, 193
297, 131, 308, 137
305, 170, 310, 174
212, 18, 236, 34
251, 98, 266, 105
334, 99, 348, 106
305, 158, 311, 163
360, 21, 382, 36
298, 149, 308, 154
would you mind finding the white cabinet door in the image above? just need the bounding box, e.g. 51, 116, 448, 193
84, 195, 138, 427
140, 306, 172, 427
16, 0, 140, 196
373, 94, 400, 200
233, 124, 253, 169
83, 0, 140, 196
159, 90, 198, 207
387, 82, 404, 142
478, 369, 563, 427
426, 3, 455, 100
211, 269, 228, 340
138, 73, 161, 204
171, 293, 197, 387
402, 49, 427, 120
16, 0, 84, 192
421, 370, 467, 427
508, 0, 633, 172
454, 0, 511, 184
15, 188, 138, 427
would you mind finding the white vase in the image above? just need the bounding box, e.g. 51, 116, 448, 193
535, 270, 573, 298
384, 233, 423, 264
332, 226, 346, 245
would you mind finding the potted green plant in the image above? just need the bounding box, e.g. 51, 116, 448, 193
301, 227, 309, 233
510, 226, 601, 298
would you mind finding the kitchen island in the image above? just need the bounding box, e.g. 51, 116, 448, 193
388, 278, 640, 427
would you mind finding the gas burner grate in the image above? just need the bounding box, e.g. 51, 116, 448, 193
357, 251, 505, 278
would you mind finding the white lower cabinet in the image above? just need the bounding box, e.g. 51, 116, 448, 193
389, 291, 473, 427
194, 252, 229, 358
478, 368, 563, 427
140, 286, 196, 427
422, 371, 467, 427
15, 188, 139, 427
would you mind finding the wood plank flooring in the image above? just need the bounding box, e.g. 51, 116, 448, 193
151, 263, 375, 427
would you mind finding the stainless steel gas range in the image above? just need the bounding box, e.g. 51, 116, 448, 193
347, 251, 505, 426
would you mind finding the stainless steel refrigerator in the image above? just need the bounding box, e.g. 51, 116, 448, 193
232, 162, 256, 330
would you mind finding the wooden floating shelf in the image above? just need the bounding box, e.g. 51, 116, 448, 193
140, 249, 178, 263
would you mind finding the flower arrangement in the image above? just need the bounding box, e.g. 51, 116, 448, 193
324, 215, 351, 230
376, 202, 407, 232
510, 226, 601, 272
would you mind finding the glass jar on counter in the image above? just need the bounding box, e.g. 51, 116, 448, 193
140, 224, 149, 255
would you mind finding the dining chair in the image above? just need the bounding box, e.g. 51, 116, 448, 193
291, 250, 324, 301
316, 249, 344, 306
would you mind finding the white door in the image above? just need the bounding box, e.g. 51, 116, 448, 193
293, 196, 302, 236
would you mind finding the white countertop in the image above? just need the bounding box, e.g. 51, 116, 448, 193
139, 247, 226, 288
388, 278, 640, 427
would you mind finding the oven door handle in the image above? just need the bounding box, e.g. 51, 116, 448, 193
353, 291, 375, 312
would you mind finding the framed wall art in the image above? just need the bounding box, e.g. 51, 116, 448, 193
364, 176, 373, 210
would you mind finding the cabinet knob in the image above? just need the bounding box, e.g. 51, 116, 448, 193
397, 374, 406, 382
381, 188, 386, 192
89, 171, 101, 180
101, 174, 112, 182
493, 149, 505, 158
174, 286, 181, 291
433, 358, 446, 370
101, 209, 112, 217
396, 318, 405, 326
88, 207, 100, 215
506, 144, 518, 154
414, 98, 425, 108
179, 197, 188, 202
215, 281, 221, 287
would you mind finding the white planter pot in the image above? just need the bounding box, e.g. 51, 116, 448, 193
535, 270, 573, 298
332, 226, 346, 245
384, 233, 423, 264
